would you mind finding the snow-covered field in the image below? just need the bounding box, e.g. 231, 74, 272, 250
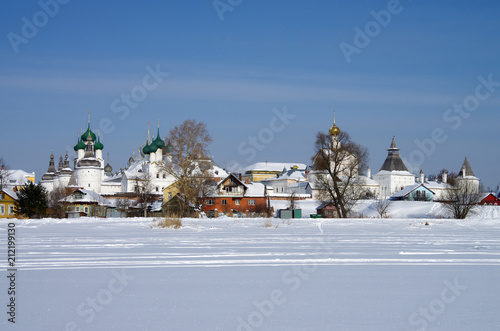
2, 209, 500, 330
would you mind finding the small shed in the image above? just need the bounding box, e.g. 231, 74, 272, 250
316, 202, 338, 218
278, 209, 302, 219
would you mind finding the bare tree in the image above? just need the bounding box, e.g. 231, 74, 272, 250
288, 192, 299, 210
312, 131, 369, 218
133, 173, 155, 217
48, 187, 70, 218
442, 180, 482, 219
374, 199, 393, 219
162, 119, 214, 217
115, 198, 132, 217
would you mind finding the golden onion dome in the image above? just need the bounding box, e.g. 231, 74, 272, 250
329, 123, 340, 136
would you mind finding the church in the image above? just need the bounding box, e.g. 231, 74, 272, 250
40, 114, 177, 196
40, 113, 227, 201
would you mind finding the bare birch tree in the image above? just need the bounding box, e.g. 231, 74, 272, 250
133, 173, 155, 217
442, 180, 482, 219
162, 119, 213, 217
312, 131, 369, 218
374, 199, 393, 219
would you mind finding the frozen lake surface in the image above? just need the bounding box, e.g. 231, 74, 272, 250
2, 215, 500, 330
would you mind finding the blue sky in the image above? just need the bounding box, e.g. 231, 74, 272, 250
1, 0, 500, 188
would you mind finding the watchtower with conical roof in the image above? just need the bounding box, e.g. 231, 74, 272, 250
456, 156, 480, 194
372, 137, 415, 198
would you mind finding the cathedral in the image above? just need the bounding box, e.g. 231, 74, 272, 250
40, 114, 177, 196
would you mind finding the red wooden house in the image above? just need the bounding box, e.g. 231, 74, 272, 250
200, 174, 268, 218
479, 193, 500, 206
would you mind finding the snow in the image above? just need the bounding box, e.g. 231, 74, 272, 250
2, 169, 34, 187
244, 162, 307, 173
2, 209, 500, 330
63, 189, 112, 206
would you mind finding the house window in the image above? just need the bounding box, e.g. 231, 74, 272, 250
156, 187, 159, 192
84, 207, 89, 213
0, 205, 4, 214
0, 193, 5, 200
225, 187, 232, 193
75, 206, 80, 212
156, 174, 160, 178
248, 200, 256, 206
168, 192, 172, 199
163, 174, 166, 179
235, 200, 240, 206
8, 205, 14, 215
222, 200, 227, 206
206, 199, 214, 206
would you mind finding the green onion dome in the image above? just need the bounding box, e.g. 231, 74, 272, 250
81, 125, 97, 142
74, 137, 86, 151
142, 143, 151, 155
148, 141, 158, 153
94, 137, 104, 150
153, 131, 165, 149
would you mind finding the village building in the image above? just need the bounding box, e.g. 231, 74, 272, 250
390, 183, 435, 202
480, 193, 500, 206
0, 188, 18, 219
200, 174, 268, 218
261, 167, 312, 199
62, 188, 111, 218
316, 202, 339, 218
1, 166, 35, 191
242, 162, 307, 182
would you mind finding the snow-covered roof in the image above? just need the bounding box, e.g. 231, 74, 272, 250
262, 169, 307, 183
1, 188, 18, 200
210, 163, 228, 179
480, 193, 497, 201
123, 160, 147, 179
244, 162, 307, 173
359, 175, 380, 186
102, 173, 123, 185
287, 181, 310, 190
424, 181, 450, 190
391, 184, 435, 199
63, 189, 111, 206
244, 182, 266, 197
374, 170, 415, 177
3, 169, 35, 187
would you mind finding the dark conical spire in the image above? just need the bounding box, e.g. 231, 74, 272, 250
47, 150, 56, 173
63, 152, 70, 168
42, 150, 57, 181
58, 155, 64, 171
379, 136, 409, 172
459, 156, 475, 177
387, 136, 401, 156
68, 172, 78, 187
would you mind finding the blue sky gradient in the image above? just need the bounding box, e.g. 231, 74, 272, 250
1, 0, 499, 188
